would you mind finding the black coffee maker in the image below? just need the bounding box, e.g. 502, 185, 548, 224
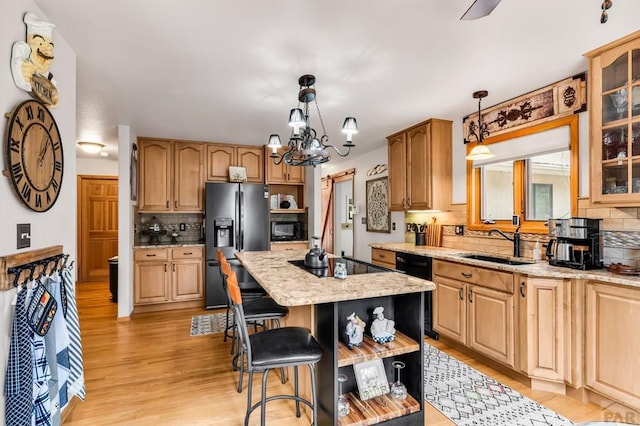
546, 217, 603, 270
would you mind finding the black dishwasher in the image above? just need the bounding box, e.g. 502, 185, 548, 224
395, 252, 438, 340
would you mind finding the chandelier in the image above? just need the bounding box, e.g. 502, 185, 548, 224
267, 74, 358, 167
465, 90, 494, 161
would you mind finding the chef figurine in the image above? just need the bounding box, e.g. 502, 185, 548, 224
344, 312, 365, 349
11, 12, 59, 107
286, 194, 298, 209
370, 306, 396, 344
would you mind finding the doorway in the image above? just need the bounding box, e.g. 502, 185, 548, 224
321, 169, 354, 256
77, 175, 119, 282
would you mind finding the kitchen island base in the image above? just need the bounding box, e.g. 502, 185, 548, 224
315, 293, 425, 425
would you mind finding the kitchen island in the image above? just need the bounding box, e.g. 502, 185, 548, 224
235, 250, 435, 426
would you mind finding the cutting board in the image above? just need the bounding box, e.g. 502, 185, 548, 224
425, 222, 443, 247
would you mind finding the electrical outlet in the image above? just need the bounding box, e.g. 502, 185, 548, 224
392, 222, 396, 231
17, 223, 31, 249
361, 217, 366, 224
179, 223, 186, 231
454, 225, 464, 235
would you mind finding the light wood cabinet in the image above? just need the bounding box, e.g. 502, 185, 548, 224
138, 139, 204, 212
585, 30, 640, 205
517, 277, 566, 383
387, 118, 452, 211
206, 144, 264, 183
134, 247, 203, 308
371, 248, 396, 269
270, 242, 309, 251
585, 281, 640, 410
264, 146, 305, 184
433, 259, 515, 368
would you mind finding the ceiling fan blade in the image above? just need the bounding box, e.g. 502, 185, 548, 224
460, 0, 503, 20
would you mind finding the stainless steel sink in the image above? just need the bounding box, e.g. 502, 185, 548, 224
460, 253, 535, 266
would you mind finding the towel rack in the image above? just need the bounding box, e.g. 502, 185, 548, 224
0, 245, 64, 291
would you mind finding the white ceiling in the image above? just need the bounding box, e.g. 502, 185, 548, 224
34, 1, 640, 162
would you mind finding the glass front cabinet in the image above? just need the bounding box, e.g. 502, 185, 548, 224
586, 30, 640, 205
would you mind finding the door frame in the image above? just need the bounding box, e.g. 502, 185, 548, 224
77, 174, 118, 282
321, 168, 355, 255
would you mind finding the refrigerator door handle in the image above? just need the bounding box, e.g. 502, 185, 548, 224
235, 190, 240, 251
239, 189, 244, 251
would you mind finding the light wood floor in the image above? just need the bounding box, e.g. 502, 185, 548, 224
65, 281, 609, 425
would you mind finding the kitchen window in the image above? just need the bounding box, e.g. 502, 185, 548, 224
467, 115, 579, 234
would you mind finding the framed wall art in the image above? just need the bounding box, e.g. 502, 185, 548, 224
366, 176, 390, 233
353, 358, 390, 400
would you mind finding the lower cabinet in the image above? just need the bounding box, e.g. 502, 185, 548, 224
371, 248, 396, 269
433, 260, 515, 368
270, 242, 309, 251
134, 247, 203, 308
585, 281, 640, 410
516, 276, 566, 383
315, 293, 425, 425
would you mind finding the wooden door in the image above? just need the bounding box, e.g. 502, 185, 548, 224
138, 139, 172, 211
172, 259, 203, 301
78, 176, 118, 282
286, 163, 305, 183
134, 261, 170, 304
433, 277, 466, 344
174, 142, 204, 211
585, 282, 640, 409
237, 146, 264, 183
206, 144, 235, 181
468, 285, 515, 367
387, 133, 406, 211
320, 177, 334, 253
407, 123, 431, 210
517, 277, 565, 381
265, 146, 288, 183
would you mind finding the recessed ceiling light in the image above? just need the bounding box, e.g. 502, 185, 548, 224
77, 141, 106, 153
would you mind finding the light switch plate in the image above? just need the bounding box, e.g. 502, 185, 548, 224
17, 223, 31, 249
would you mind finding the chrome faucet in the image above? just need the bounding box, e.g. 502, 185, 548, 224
488, 227, 521, 258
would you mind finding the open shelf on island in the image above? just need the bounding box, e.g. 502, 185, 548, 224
337, 331, 420, 367
337, 392, 421, 426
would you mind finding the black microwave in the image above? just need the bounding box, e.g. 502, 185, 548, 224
271, 221, 303, 241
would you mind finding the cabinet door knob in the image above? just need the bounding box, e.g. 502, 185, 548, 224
458, 287, 464, 300
468, 289, 473, 303
173, 264, 176, 272
146, 254, 156, 257
164, 264, 167, 272
520, 281, 526, 298
174, 201, 177, 209
461, 272, 472, 279
166, 200, 169, 208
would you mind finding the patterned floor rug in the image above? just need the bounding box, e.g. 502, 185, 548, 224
190, 313, 231, 336
424, 342, 573, 426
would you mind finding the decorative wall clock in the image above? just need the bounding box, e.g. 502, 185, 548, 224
5, 99, 64, 212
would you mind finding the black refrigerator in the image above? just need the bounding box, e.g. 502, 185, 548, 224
204, 182, 270, 308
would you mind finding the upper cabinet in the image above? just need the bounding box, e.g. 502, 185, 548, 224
264, 146, 305, 184
206, 144, 264, 183
138, 138, 204, 212
387, 118, 452, 211
585, 30, 640, 205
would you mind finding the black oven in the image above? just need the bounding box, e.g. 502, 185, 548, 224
270, 221, 303, 241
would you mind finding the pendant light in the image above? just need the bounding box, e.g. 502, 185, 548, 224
465, 90, 494, 161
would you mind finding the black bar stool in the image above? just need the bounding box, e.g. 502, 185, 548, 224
218, 251, 289, 392
226, 269, 322, 425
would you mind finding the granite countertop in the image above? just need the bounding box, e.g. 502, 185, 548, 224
235, 250, 435, 307
133, 242, 205, 249
370, 242, 640, 288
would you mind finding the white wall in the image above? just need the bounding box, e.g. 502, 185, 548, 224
322, 146, 405, 262
1, 4, 76, 422
76, 157, 118, 176
117, 126, 135, 318
1, 3, 77, 260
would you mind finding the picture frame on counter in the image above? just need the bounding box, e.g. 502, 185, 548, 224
353, 358, 390, 401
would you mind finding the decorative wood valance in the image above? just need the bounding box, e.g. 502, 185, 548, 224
463, 72, 587, 143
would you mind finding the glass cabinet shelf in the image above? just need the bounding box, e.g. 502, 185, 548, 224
587, 30, 640, 204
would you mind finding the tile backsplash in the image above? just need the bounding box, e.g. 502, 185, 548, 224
136, 213, 204, 244
404, 199, 640, 268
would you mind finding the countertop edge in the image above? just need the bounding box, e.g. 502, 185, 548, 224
370, 242, 640, 288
